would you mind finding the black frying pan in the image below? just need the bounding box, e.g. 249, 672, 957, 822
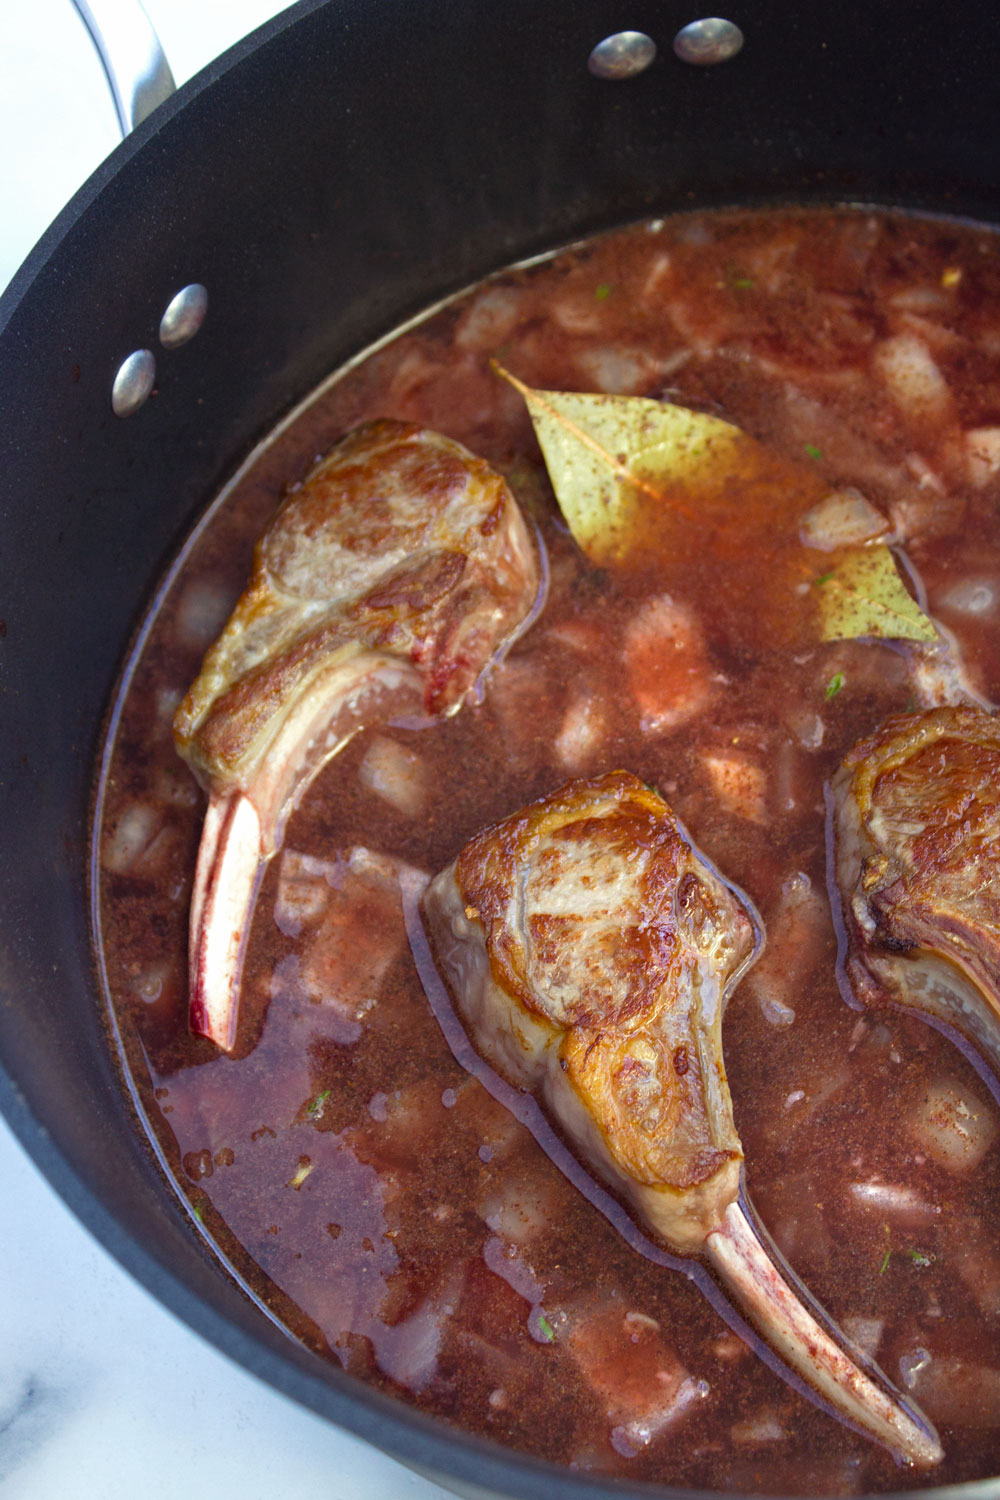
2, 3, 999, 1496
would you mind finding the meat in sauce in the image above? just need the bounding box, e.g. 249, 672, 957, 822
94, 207, 1000, 1493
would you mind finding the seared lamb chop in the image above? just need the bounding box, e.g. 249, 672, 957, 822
424, 772, 941, 1467
175, 420, 540, 1049
833, 704, 1000, 1065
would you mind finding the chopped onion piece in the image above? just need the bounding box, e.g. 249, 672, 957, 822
904, 451, 946, 493
640, 252, 673, 302
756, 986, 796, 1028
454, 286, 524, 351
483, 1234, 546, 1305
359, 736, 429, 817
955, 1229, 1000, 1317
175, 576, 234, 650
550, 293, 607, 337
799, 488, 888, 551
565, 1300, 706, 1449
373, 1293, 448, 1393
907, 1081, 998, 1172
133, 962, 170, 1004
842, 1316, 885, 1361
874, 334, 952, 422
702, 752, 767, 824
745, 875, 829, 1033
274, 848, 338, 934
784, 708, 824, 750
848, 1180, 940, 1228
624, 1310, 660, 1334
102, 803, 161, 874
901, 1347, 933, 1391
287, 1156, 315, 1189
554, 695, 606, 773
908, 1356, 1000, 1429
575, 346, 658, 394
937, 578, 997, 616
156, 685, 184, 723
731, 1410, 786, 1445
624, 595, 713, 732
966, 427, 1000, 488
479, 1167, 569, 1246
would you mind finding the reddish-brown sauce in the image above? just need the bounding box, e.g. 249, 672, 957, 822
95, 208, 1000, 1493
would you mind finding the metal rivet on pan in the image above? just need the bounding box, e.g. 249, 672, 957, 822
159, 283, 209, 349
588, 31, 657, 81
111, 349, 156, 417
673, 17, 744, 66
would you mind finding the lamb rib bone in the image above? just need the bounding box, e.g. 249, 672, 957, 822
423, 771, 941, 1467
833, 703, 1000, 1068
174, 419, 541, 1050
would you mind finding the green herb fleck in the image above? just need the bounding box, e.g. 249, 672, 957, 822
193, 1203, 204, 1224
814, 571, 834, 586
535, 1311, 556, 1343
879, 1247, 891, 1274
594, 283, 612, 301
724, 264, 754, 291
907, 1249, 935, 1269
307, 1089, 332, 1119
825, 671, 845, 700
804, 443, 824, 462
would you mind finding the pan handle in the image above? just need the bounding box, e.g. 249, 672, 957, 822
70, 0, 176, 136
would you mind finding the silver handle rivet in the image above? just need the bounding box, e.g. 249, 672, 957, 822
588, 31, 657, 81
673, 17, 744, 66
160, 283, 209, 349
111, 349, 156, 417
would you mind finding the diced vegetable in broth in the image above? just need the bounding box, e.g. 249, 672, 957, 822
874, 334, 953, 424
907, 1082, 999, 1172
624, 595, 714, 731
102, 803, 163, 874
731, 1408, 786, 1445
358, 736, 430, 817
798, 489, 889, 551
94, 206, 1000, 1493
564, 1300, 707, 1450
909, 1358, 1000, 1430
701, 750, 768, 825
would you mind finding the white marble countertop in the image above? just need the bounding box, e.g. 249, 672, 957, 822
0, 4, 452, 1495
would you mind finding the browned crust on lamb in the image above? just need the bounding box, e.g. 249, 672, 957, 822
450, 771, 754, 1193
456, 772, 742, 1024
174, 419, 538, 787
835, 705, 1000, 1018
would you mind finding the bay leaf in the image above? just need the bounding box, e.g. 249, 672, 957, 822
494, 362, 783, 569
814, 547, 938, 643
496, 362, 938, 650
494, 363, 753, 566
